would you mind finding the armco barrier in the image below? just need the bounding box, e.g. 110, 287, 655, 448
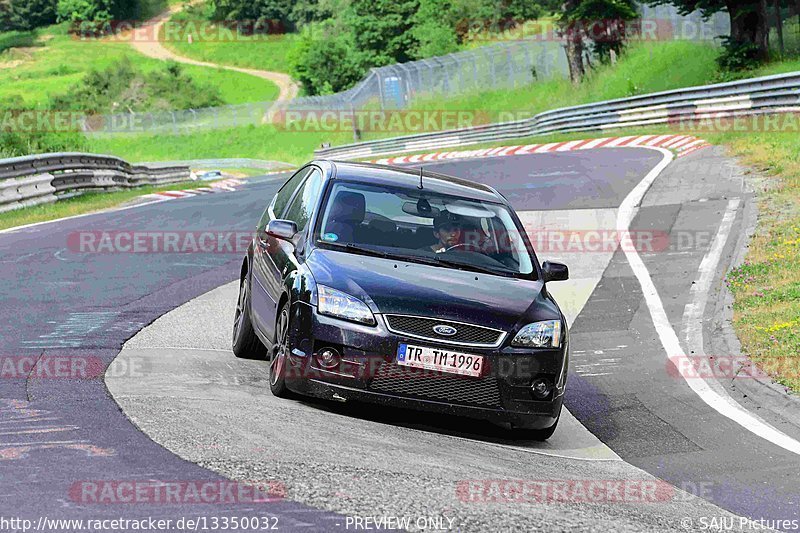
314, 71, 800, 160
0, 153, 190, 213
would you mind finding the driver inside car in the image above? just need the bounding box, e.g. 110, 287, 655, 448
426, 212, 463, 253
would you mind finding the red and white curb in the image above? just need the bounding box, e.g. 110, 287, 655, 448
144, 179, 244, 200
371, 135, 710, 166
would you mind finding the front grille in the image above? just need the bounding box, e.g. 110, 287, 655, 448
384, 315, 505, 347
369, 362, 502, 408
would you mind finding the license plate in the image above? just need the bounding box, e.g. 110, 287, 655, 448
396, 343, 485, 378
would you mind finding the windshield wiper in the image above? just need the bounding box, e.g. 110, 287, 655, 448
320, 241, 392, 258
321, 241, 515, 277
428, 256, 515, 277
401, 254, 513, 277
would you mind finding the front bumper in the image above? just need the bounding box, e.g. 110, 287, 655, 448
283, 302, 568, 429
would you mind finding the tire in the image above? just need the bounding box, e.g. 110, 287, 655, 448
232, 276, 268, 360
269, 303, 292, 398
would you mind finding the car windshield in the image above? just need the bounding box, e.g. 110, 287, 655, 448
315, 180, 535, 278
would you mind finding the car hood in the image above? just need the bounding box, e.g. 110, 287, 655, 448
306, 249, 560, 331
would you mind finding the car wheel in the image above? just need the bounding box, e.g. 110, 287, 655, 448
232, 276, 267, 359
269, 303, 292, 398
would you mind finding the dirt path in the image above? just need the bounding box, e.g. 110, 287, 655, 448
129, 5, 299, 104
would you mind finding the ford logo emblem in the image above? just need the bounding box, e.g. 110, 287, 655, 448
433, 324, 458, 336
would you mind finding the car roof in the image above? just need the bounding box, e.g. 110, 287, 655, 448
318, 160, 505, 204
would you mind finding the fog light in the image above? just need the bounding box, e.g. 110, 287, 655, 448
531, 378, 553, 399
315, 347, 341, 369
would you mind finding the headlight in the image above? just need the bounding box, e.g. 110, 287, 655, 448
511, 320, 562, 348
317, 285, 376, 325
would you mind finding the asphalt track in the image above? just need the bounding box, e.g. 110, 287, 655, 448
0, 147, 797, 531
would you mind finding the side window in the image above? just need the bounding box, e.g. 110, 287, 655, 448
273, 167, 313, 218
283, 168, 324, 231
258, 167, 312, 232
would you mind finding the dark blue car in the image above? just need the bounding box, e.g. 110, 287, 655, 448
233, 160, 570, 439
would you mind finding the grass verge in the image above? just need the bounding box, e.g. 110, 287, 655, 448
715, 132, 800, 391
0, 179, 207, 231
161, 19, 297, 75
0, 25, 279, 107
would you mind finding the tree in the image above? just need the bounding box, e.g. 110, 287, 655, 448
569, 0, 638, 63
560, 0, 586, 84
0, 0, 58, 31
287, 23, 366, 95
644, 0, 770, 61
57, 0, 138, 27
411, 0, 460, 59
344, 0, 420, 66
207, 0, 297, 31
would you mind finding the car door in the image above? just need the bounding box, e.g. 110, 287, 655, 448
250, 167, 312, 335
260, 167, 325, 340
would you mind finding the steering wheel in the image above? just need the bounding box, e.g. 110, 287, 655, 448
444, 243, 471, 252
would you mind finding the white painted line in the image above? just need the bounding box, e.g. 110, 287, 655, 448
603, 136, 636, 147
622, 135, 653, 146
669, 137, 695, 150
555, 140, 584, 151
678, 139, 706, 151
579, 138, 609, 150
660, 135, 689, 148
619, 149, 800, 456
679, 198, 800, 454
499, 146, 519, 156
514, 144, 540, 154
644, 135, 672, 146
534, 143, 560, 153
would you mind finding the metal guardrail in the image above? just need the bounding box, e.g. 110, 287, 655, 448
314, 71, 800, 160
0, 153, 190, 213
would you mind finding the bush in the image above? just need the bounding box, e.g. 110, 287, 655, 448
411, 0, 459, 59
51, 58, 224, 114
0, 131, 89, 158
0, 30, 39, 54
288, 24, 365, 95
717, 37, 763, 72
0, 0, 58, 32
57, 0, 139, 34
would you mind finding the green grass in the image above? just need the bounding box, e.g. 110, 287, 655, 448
710, 130, 800, 391
0, 25, 279, 107
394, 41, 719, 114
161, 17, 297, 74
87, 124, 352, 165
83, 41, 722, 164
0, 179, 207, 231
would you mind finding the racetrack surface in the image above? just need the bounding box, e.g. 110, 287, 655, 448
1, 146, 798, 531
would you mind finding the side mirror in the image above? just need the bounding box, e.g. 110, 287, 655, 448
542, 261, 569, 282
266, 219, 298, 241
